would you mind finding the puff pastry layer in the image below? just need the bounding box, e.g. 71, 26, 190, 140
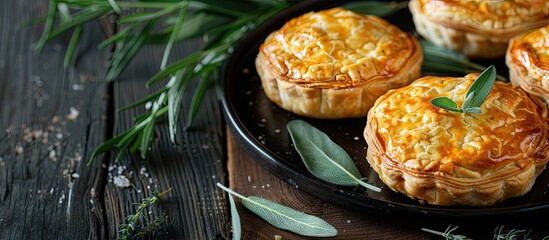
364, 74, 549, 206
410, 0, 549, 59
256, 8, 422, 119
507, 24, 549, 102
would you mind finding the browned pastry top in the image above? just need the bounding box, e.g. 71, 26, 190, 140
415, 0, 549, 37
258, 8, 421, 89
367, 74, 549, 177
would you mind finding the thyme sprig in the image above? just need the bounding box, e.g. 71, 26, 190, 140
117, 189, 172, 240
423, 225, 548, 240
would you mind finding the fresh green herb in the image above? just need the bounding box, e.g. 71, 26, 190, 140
228, 192, 241, 240
117, 189, 172, 240
493, 225, 532, 240
423, 225, 548, 240
31, 1, 504, 163
342, 1, 409, 16
217, 183, 338, 237
421, 40, 508, 81
421, 225, 471, 240
430, 65, 496, 114
287, 120, 381, 192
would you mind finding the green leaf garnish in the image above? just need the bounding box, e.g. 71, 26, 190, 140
430, 65, 497, 115
217, 183, 337, 237
227, 192, 241, 240
430, 97, 462, 113
287, 120, 381, 192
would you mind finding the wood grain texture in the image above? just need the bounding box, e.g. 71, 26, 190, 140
104, 42, 230, 239
227, 131, 431, 240
0, 1, 110, 239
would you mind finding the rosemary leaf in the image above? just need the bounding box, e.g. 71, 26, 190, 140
145, 50, 208, 87
147, 12, 230, 44
57, 3, 72, 25
216, 183, 337, 237
287, 120, 381, 192
117, 3, 182, 24
64, 25, 83, 68
185, 66, 215, 130
106, 20, 157, 81
117, 86, 167, 112
167, 70, 193, 143
161, 1, 189, 69
98, 22, 140, 49
33, 0, 57, 53
107, 0, 121, 14
47, 6, 112, 40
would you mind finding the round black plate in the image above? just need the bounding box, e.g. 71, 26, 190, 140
221, 0, 549, 220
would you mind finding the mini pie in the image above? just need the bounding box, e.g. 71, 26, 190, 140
255, 8, 422, 119
409, 0, 549, 59
506, 24, 549, 102
364, 74, 549, 206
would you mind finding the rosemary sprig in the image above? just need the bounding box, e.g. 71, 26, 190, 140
32, 1, 506, 163
117, 189, 172, 240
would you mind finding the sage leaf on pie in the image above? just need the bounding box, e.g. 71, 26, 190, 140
287, 120, 381, 192
431, 65, 497, 114
216, 183, 337, 237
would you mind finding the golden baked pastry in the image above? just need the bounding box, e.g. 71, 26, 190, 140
256, 8, 422, 119
409, 0, 549, 59
506, 24, 549, 102
364, 73, 549, 206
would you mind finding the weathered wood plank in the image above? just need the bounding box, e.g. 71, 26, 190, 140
104, 41, 230, 238
0, 1, 110, 239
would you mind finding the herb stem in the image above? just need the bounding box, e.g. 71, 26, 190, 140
216, 182, 248, 200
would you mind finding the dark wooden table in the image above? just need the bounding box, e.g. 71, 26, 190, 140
2, 1, 549, 239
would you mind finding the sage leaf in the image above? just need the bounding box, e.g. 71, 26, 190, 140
463, 107, 481, 114
430, 97, 462, 113
228, 195, 241, 240
242, 196, 337, 237
216, 183, 337, 238
462, 65, 496, 110
287, 120, 381, 192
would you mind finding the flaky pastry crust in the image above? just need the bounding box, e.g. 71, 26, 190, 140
364, 74, 549, 206
256, 8, 422, 119
409, 0, 549, 58
506, 24, 549, 102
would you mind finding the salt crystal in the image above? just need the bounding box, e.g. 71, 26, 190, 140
113, 175, 131, 188
67, 107, 80, 121
354, 136, 360, 140
48, 150, 56, 160
15, 145, 23, 155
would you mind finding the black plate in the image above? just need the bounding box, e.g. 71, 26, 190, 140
221, 0, 549, 220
